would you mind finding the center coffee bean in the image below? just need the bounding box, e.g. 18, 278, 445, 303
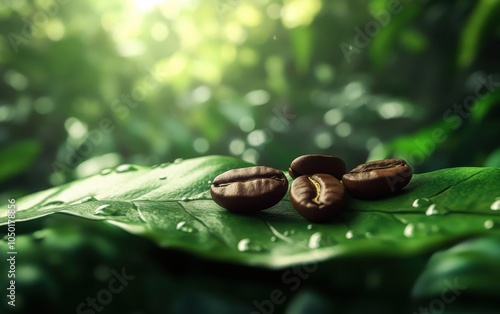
288, 154, 346, 180
342, 158, 412, 199
290, 174, 345, 222
210, 166, 288, 213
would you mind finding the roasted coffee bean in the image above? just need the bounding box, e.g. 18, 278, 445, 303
288, 154, 346, 180
342, 158, 412, 199
290, 174, 345, 222
210, 166, 288, 213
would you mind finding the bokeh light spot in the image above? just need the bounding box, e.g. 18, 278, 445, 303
245, 90, 270, 106
335, 122, 352, 137
378, 102, 405, 119
34, 97, 55, 115
151, 22, 169, 41
229, 139, 245, 155
239, 116, 255, 132
324, 108, 343, 126
314, 131, 333, 149
64, 117, 88, 140
193, 138, 210, 153
4, 70, 28, 91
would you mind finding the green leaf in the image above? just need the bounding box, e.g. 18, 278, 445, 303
1, 155, 499, 268
0, 139, 41, 183
457, 0, 500, 69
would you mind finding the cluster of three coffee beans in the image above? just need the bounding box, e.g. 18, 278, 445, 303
210, 155, 412, 223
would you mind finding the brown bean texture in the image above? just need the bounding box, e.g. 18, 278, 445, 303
290, 174, 345, 223
210, 166, 288, 213
342, 158, 412, 199
288, 154, 346, 180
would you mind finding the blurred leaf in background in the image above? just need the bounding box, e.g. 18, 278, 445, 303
0, 0, 498, 201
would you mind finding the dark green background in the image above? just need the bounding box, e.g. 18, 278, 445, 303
1, 0, 500, 313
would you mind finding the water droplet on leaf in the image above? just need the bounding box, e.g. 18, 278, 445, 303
41, 200, 64, 207
308, 232, 323, 249
490, 199, 500, 211
71, 196, 97, 205
270, 236, 277, 242
100, 168, 113, 175
115, 164, 137, 173
425, 204, 448, 216
237, 239, 263, 252
176, 221, 195, 233
283, 231, 289, 236
94, 204, 114, 216
484, 220, 495, 230
345, 230, 355, 239
306, 224, 313, 230
412, 198, 432, 208
404, 224, 414, 238
404, 223, 440, 237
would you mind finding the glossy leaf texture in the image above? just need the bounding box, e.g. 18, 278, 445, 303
1, 155, 499, 268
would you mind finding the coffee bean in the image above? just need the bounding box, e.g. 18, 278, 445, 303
342, 158, 412, 199
288, 154, 346, 180
211, 166, 288, 213
290, 174, 345, 222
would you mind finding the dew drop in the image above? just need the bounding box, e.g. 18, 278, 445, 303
425, 204, 448, 216
160, 162, 170, 168
176, 221, 195, 233
308, 232, 322, 249
159, 176, 167, 180
365, 231, 374, 239
412, 198, 432, 208
484, 220, 495, 230
94, 204, 114, 216
270, 236, 277, 242
42, 200, 64, 207
306, 224, 313, 230
283, 231, 289, 236
404, 224, 414, 238
71, 196, 97, 205
100, 168, 113, 175
290, 229, 296, 235
490, 199, 500, 211
115, 164, 137, 173
404, 223, 440, 237
345, 230, 355, 239
207, 180, 212, 184
237, 239, 263, 252
174, 158, 184, 164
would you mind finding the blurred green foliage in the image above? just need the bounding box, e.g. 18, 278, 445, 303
0, 0, 499, 198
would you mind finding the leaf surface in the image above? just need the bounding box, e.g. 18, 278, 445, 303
1, 155, 499, 268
